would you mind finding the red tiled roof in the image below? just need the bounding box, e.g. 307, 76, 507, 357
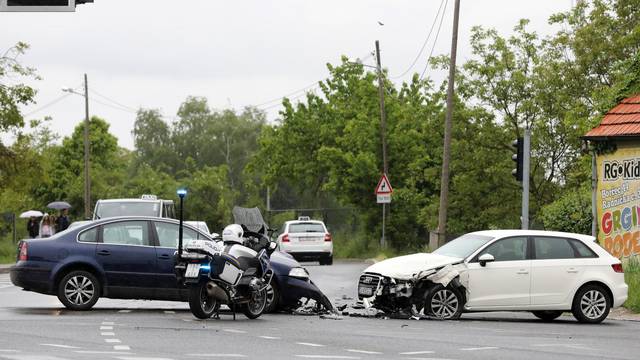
584, 95, 640, 138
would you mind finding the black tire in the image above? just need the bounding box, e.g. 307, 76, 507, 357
532, 310, 563, 322
57, 270, 100, 311
242, 288, 267, 319
264, 282, 280, 313
571, 284, 611, 324
424, 284, 463, 320
188, 283, 219, 320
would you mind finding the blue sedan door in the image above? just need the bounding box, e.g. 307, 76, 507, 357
152, 221, 202, 300
96, 220, 157, 298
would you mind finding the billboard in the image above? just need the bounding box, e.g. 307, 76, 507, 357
597, 146, 640, 258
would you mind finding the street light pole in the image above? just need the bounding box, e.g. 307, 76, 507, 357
375, 40, 389, 249
83, 74, 91, 220
177, 189, 187, 258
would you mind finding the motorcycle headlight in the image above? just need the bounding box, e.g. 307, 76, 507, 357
288, 267, 309, 279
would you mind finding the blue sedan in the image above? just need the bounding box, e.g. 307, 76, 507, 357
10, 216, 328, 312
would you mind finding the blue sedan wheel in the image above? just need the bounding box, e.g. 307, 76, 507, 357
57, 270, 101, 311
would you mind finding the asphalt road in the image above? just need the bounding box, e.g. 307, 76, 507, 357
1, 260, 640, 360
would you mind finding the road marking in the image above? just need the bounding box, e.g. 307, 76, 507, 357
164, 310, 176, 314
399, 351, 435, 355
532, 343, 592, 350
102, 321, 115, 325
346, 349, 382, 355
101, 332, 115, 336
296, 342, 326, 347
114, 345, 131, 351
186, 354, 247, 358
76, 351, 134, 354
100, 326, 114, 330
259, 336, 281, 340
0, 285, 12, 289
105, 339, 122, 343
0, 350, 19, 352
459, 347, 499, 351
119, 309, 133, 313
404, 358, 457, 360
223, 329, 246, 334
295, 356, 360, 359
40, 344, 81, 349
116, 357, 174, 360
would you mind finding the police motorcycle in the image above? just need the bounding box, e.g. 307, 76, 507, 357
176, 223, 277, 320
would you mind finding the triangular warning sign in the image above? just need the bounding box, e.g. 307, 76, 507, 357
375, 174, 393, 194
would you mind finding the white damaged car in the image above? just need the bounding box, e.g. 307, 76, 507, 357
357, 230, 628, 323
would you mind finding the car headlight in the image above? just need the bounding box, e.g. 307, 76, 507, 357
289, 267, 309, 279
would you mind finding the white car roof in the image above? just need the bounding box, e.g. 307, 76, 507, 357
97, 198, 161, 203
285, 220, 325, 224
469, 229, 595, 242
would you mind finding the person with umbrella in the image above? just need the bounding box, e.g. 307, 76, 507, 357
19, 210, 43, 238
47, 201, 72, 232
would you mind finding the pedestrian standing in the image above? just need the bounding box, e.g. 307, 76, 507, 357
40, 214, 56, 238
56, 208, 70, 232
27, 216, 39, 238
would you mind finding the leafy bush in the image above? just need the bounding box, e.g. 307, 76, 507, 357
0, 235, 17, 264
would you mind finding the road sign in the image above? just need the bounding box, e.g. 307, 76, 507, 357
377, 194, 391, 203
375, 174, 393, 194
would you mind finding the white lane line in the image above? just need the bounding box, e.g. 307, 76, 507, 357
296, 342, 326, 347
295, 356, 360, 359
119, 309, 132, 313
105, 339, 122, 343
116, 357, 174, 360
76, 351, 134, 354
164, 310, 176, 314
187, 354, 247, 358
100, 326, 114, 330
459, 347, 499, 351
0, 350, 19, 352
114, 345, 131, 351
101, 332, 115, 336
223, 329, 246, 334
40, 343, 81, 349
0, 285, 12, 289
102, 321, 115, 325
404, 358, 457, 360
399, 351, 435, 355
346, 349, 382, 355
259, 336, 281, 340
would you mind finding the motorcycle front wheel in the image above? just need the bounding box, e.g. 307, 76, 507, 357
242, 287, 267, 319
188, 283, 219, 319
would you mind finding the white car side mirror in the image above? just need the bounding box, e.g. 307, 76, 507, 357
478, 253, 495, 267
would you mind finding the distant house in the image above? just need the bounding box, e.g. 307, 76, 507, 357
584, 95, 640, 258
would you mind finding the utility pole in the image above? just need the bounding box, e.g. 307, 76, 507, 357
436, 0, 460, 247
83, 73, 91, 220
375, 40, 389, 248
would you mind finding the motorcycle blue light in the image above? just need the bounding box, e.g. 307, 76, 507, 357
200, 264, 211, 272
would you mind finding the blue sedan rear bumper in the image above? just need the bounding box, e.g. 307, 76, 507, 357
10, 263, 53, 294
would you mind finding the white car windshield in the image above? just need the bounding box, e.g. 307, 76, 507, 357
432, 234, 494, 259
96, 202, 160, 218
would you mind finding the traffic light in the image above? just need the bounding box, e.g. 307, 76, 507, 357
511, 137, 524, 182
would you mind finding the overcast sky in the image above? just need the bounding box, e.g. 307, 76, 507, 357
2, 0, 573, 149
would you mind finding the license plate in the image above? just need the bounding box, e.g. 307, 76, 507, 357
185, 263, 201, 278
358, 286, 374, 296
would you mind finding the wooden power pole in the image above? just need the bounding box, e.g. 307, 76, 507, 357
436, 0, 460, 247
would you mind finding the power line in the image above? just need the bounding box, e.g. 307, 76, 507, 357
420, 0, 449, 80
89, 89, 138, 112
22, 93, 72, 117
253, 80, 322, 108
89, 97, 137, 114
391, 0, 446, 79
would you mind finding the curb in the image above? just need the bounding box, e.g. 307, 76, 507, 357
0, 265, 11, 274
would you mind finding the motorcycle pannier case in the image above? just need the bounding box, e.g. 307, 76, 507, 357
210, 254, 244, 286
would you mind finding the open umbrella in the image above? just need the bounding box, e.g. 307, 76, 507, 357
19, 210, 43, 218
47, 201, 72, 210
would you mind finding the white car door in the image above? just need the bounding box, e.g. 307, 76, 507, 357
466, 236, 531, 309
530, 236, 594, 306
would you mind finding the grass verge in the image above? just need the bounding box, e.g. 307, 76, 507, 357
624, 257, 640, 313
0, 237, 17, 264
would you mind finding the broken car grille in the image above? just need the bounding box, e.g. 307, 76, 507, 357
358, 273, 383, 298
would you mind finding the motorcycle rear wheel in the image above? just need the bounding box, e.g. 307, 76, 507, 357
242, 288, 267, 319
188, 283, 220, 319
